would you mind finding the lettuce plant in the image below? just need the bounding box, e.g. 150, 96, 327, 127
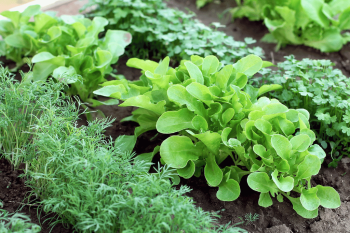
250, 55, 350, 167
0, 5, 131, 102
94, 54, 340, 218
230, 0, 350, 52
84, 0, 263, 64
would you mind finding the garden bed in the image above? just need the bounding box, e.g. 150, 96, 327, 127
1, 0, 350, 232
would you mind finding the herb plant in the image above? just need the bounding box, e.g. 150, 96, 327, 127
94, 54, 340, 218
0, 5, 131, 102
24, 94, 246, 233
0, 203, 41, 233
230, 0, 350, 52
0, 66, 64, 169
250, 55, 350, 167
84, 0, 263, 64
196, 0, 215, 8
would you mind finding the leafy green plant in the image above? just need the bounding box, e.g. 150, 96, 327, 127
196, 0, 215, 8
94, 54, 340, 218
250, 55, 350, 167
230, 0, 350, 52
84, 0, 263, 64
0, 201, 41, 233
23, 95, 246, 233
0, 66, 64, 169
0, 5, 131, 102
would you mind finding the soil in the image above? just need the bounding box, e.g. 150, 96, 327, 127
1, 0, 350, 232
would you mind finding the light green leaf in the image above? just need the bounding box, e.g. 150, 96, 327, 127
271, 170, 294, 192
296, 154, 321, 179
233, 54, 263, 76
202, 55, 220, 76
160, 136, 200, 168
204, 153, 223, 187
286, 196, 318, 219
316, 185, 341, 209
177, 160, 196, 179
154, 56, 170, 75
127, 58, 159, 72
93, 85, 126, 98
290, 134, 311, 152
258, 193, 273, 207
217, 173, 240, 201
300, 187, 320, 211
247, 172, 278, 193
192, 115, 208, 131
119, 95, 165, 115
271, 134, 292, 160
194, 131, 221, 154
258, 84, 282, 96
186, 82, 214, 102
184, 61, 204, 84
156, 108, 195, 134
308, 145, 326, 160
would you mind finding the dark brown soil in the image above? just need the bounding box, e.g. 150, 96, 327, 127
1, 0, 350, 232
0, 158, 73, 233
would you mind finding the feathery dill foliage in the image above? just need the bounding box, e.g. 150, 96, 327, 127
250, 55, 350, 166
84, 0, 263, 64
0, 66, 64, 169
24, 98, 245, 232
0, 202, 41, 233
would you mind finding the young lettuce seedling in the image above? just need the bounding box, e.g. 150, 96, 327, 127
94, 54, 340, 218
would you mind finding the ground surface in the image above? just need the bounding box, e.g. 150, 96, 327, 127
1, 0, 350, 232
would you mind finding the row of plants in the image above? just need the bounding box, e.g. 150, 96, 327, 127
0, 66, 246, 232
84, 0, 264, 64
250, 55, 350, 167
93, 54, 341, 219
230, 0, 350, 52
0, 5, 131, 104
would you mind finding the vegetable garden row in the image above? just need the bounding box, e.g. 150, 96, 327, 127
0, 0, 349, 232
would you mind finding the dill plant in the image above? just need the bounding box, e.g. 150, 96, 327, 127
0, 66, 64, 169
23, 96, 245, 232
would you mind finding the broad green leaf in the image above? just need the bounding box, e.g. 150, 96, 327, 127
184, 61, 204, 84
192, 115, 208, 131
286, 196, 318, 219
338, 7, 350, 30
290, 134, 311, 152
296, 154, 321, 179
258, 193, 273, 207
93, 85, 126, 98
300, 129, 316, 143
202, 55, 220, 76
221, 108, 235, 126
262, 61, 275, 68
32, 54, 65, 81
177, 160, 196, 179
271, 170, 294, 192
247, 172, 277, 193
263, 103, 288, 115
40, 26, 61, 43
4, 33, 30, 48
276, 159, 290, 173
301, 0, 328, 28
271, 134, 292, 160
215, 64, 234, 89
86, 16, 108, 38
186, 82, 214, 102
304, 28, 344, 52
115, 135, 137, 154
34, 13, 57, 33
308, 145, 326, 160
127, 58, 158, 72
52, 66, 79, 84
233, 54, 263, 76
258, 84, 282, 96
154, 56, 170, 75
286, 110, 299, 122
204, 153, 223, 187
232, 72, 248, 88
300, 187, 320, 211
316, 185, 341, 209
277, 117, 295, 136
255, 119, 272, 134
1, 11, 21, 28
156, 108, 195, 134
194, 131, 221, 154
217, 174, 240, 201
95, 50, 112, 69
160, 136, 200, 168
119, 95, 165, 115
167, 85, 206, 118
